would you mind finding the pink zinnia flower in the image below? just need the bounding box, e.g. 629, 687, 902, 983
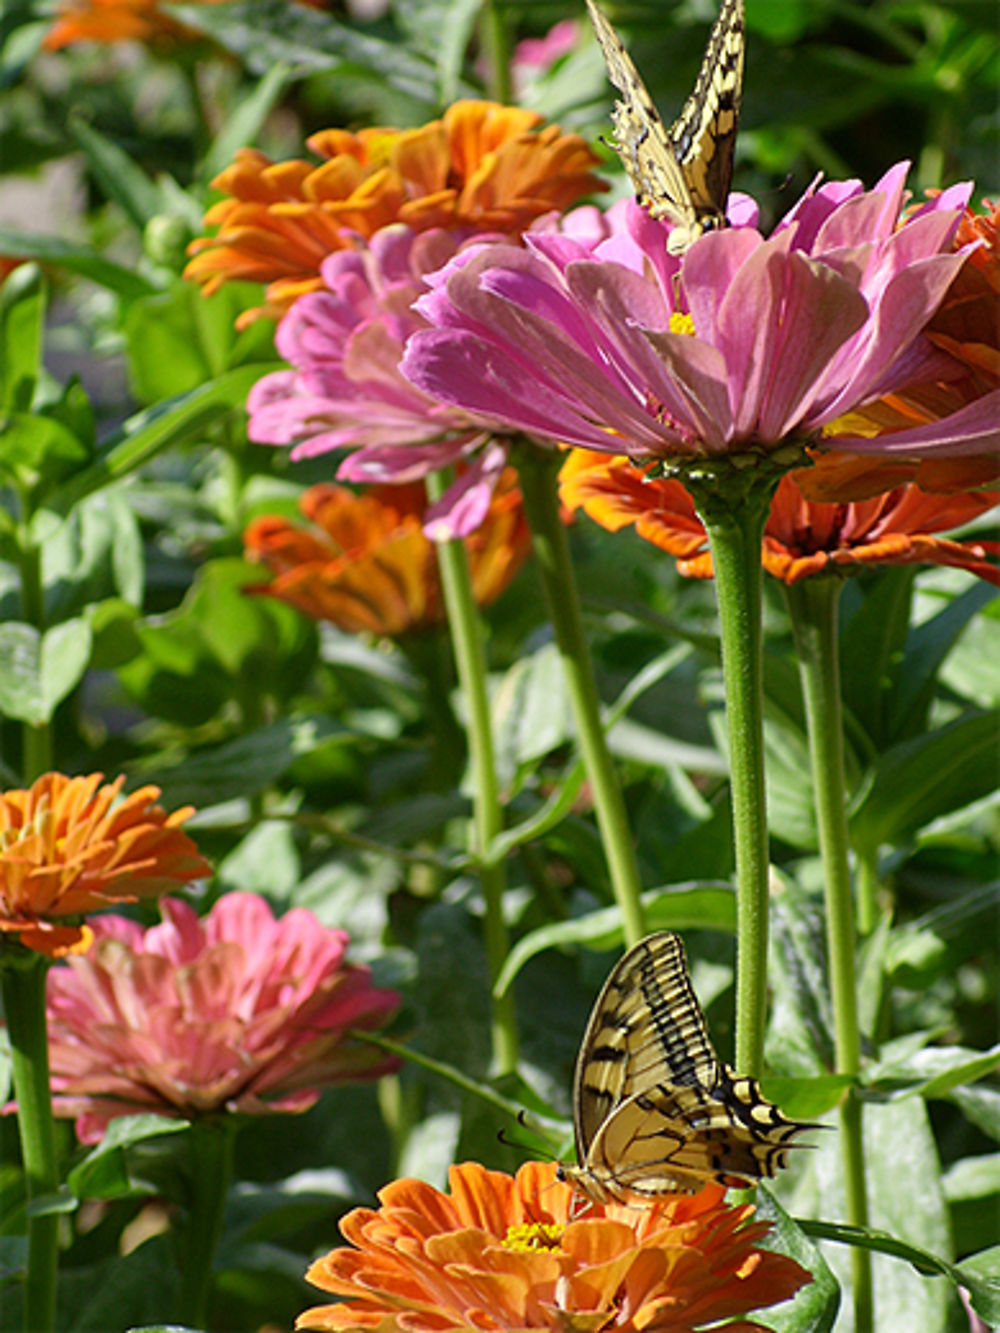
401, 164, 999, 526
247, 225, 519, 536
28, 893, 400, 1143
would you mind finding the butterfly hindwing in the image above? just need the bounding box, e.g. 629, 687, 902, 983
563, 931, 814, 1202
586, 0, 745, 254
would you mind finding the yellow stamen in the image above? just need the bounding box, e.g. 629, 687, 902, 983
502, 1221, 564, 1252
669, 312, 696, 336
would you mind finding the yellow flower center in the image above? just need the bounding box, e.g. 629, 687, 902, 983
502, 1221, 565, 1252
669, 312, 696, 336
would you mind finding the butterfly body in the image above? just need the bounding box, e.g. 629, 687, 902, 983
559, 932, 813, 1204
586, 0, 745, 255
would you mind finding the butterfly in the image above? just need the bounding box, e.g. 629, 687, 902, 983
558, 931, 814, 1204
586, 0, 745, 255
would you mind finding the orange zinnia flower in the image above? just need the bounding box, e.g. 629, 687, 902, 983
44, 0, 327, 50
0, 773, 211, 957
185, 100, 604, 325
297, 1160, 810, 1332
559, 450, 1000, 586
244, 472, 531, 635
802, 199, 1000, 501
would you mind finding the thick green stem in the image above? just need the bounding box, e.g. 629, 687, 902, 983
786, 577, 872, 1333
426, 470, 519, 1076
177, 1119, 235, 1329
686, 475, 772, 1077
2, 949, 59, 1333
515, 447, 646, 948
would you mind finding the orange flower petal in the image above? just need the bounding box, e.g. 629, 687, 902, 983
559, 450, 1000, 588
297, 1161, 809, 1332
244, 474, 531, 637
186, 101, 604, 325
0, 773, 211, 956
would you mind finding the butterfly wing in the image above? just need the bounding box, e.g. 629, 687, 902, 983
586, 0, 745, 253
567, 931, 813, 1202
669, 0, 745, 227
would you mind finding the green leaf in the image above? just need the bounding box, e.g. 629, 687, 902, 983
766, 884, 834, 1076
754, 1188, 840, 1332
0, 618, 91, 724
947, 1078, 1000, 1141
798, 1221, 1000, 1324
494, 883, 736, 995
67, 115, 163, 231
0, 228, 157, 302
44, 365, 282, 517
0, 412, 89, 492
170, 1, 441, 104
68, 1115, 188, 1201
851, 711, 1000, 854
888, 581, 998, 738
123, 282, 277, 402
25, 1187, 77, 1219
864, 1043, 1000, 1100
760, 1074, 852, 1120
778, 1097, 953, 1331
200, 62, 292, 182
942, 1152, 1000, 1202
137, 715, 350, 809
839, 567, 915, 750
0, 262, 45, 412
42, 487, 144, 619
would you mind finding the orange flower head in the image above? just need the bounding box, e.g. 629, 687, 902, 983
0, 773, 211, 957
297, 1160, 811, 1332
43, 0, 328, 50
559, 450, 1000, 587
243, 471, 531, 636
185, 100, 605, 325
805, 199, 1000, 501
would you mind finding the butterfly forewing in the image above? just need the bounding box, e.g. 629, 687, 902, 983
586, 0, 745, 254
565, 931, 814, 1203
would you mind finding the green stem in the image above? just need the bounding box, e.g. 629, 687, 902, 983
177, 1119, 235, 1329
426, 470, 519, 1076
18, 519, 51, 781
514, 446, 646, 948
785, 577, 872, 1333
2, 948, 59, 1333
686, 474, 772, 1077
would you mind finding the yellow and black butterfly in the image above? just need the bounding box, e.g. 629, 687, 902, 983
586, 0, 745, 255
558, 931, 813, 1204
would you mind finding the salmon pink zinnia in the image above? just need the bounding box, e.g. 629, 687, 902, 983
32, 893, 400, 1143
297, 1160, 811, 1332
400, 165, 999, 532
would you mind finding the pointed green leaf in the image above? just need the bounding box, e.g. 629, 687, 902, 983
0, 262, 45, 411
494, 884, 736, 995
851, 711, 1000, 854
755, 1187, 840, 1332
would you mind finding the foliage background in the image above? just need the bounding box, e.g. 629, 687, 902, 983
0, 0, 997, 1329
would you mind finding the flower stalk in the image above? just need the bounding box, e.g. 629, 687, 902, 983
426, 469, 519, 1075
683, 461, 780, 1078
177, 1118, 236, 1329
1, 947, 60, 1333
514, 444, 646, 948
785, 575, 872, 1333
